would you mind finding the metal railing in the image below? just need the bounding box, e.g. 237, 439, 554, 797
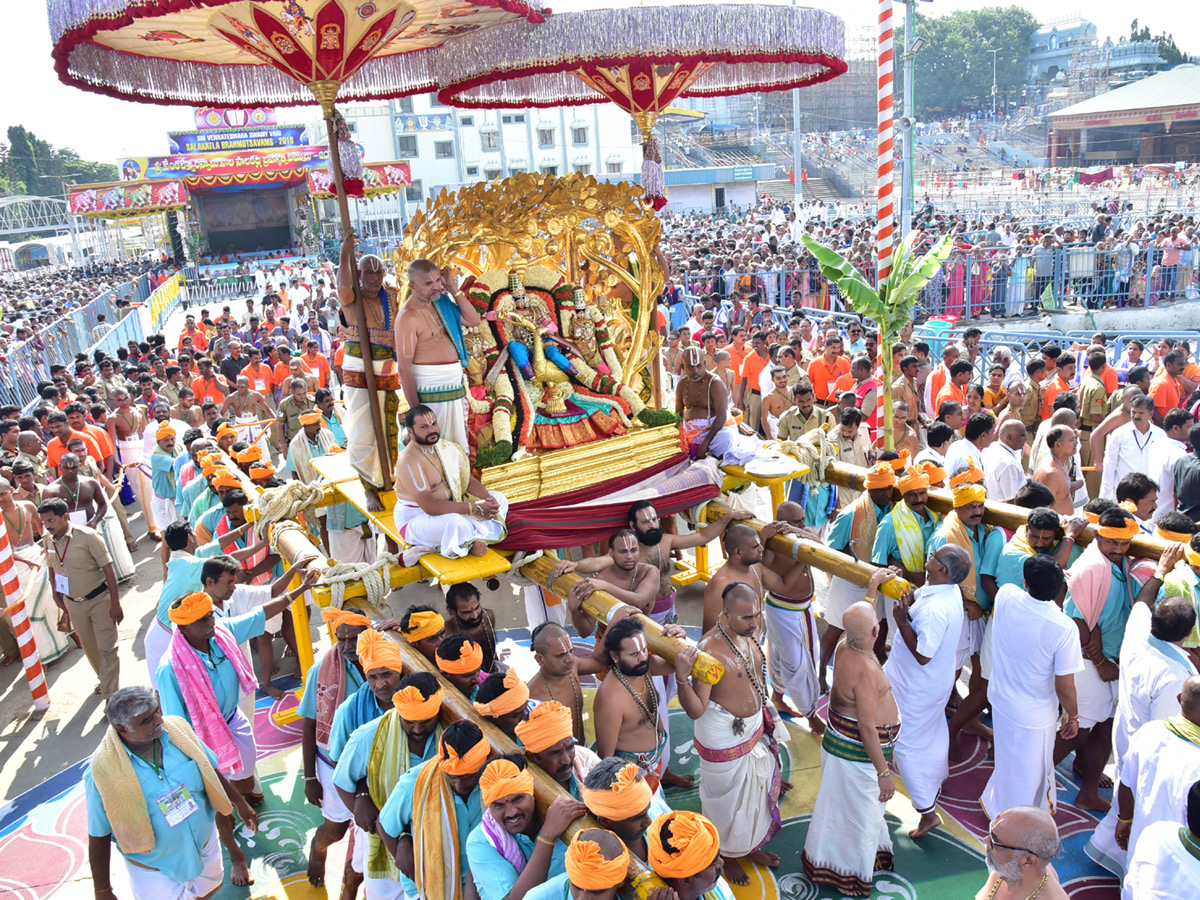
148, 272, 185, 333
184, 273, 259, 309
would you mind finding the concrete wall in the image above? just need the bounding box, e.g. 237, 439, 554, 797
1046, 300, 1200, 333
665, 181, 760, 214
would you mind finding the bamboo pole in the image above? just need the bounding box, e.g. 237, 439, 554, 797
703, 499, 913, 600
519, 555, 724, 685
338, 599, 669, 899
822, 460, 1172, 560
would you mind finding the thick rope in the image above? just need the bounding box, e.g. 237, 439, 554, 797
318, 553, 400, 610
503, 550, 544, 587
779, 429, 840, 486
252, 481, 326, 540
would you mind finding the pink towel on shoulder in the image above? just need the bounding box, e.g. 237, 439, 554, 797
168, 624, 257, 772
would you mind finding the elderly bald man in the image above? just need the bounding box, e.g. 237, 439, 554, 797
977, 806, 1069, 899
983, 419, 1028, 504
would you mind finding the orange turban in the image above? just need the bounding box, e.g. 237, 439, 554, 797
402, 610, 445, 643
473, 668, 530, 718
299, 411, 323, 426
479, 758, 534, 806
918, 460, 946, 486
250, 462, 276, 482
565, 833, 630, 891
1084, 511, 1100, 524
201, 460, 223, 477
392, 685, 443, 721
1119, 500, 1139, 516
952, 483, 986, 507
437, 641, 484, 675
169, 591, 213, 625
321, 607, 371, 632
514, 700, 573, 752
156, 425, 175, 441
647, 811, 721, 879
235, 445, 264, 464
885, 449, 910, 472
198, 452, 216, 465
580, 762, 652, 821
212, 470, 242, 490
862, 463, 897, 490
438, 732, 490, 776
1097, 517, 1140, 541
896, 466, 930, 495
356, 629, 405, 673
948, 459, 984, 488
1156, 526, 1194, 544
216, 424, 238, 440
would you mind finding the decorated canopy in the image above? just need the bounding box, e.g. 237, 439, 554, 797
67, 179, 189, 219
49, 0, 548, 107
307, 160, 412, 197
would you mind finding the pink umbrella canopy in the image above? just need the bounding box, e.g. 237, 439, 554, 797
434, 2, 846, 208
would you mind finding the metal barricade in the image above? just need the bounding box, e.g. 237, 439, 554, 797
1111, 332, 1200, 364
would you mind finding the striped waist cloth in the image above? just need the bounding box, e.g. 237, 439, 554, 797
766, 591, 813, 612
821, 709, 901, 763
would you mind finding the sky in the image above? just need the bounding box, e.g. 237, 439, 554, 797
4, 1, 1197, 171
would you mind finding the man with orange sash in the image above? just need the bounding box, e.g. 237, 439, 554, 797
299, 608, 370, 897
515, 700, 601, 799
646, 810, 736, 900
378, 721, 489, 900
525, 828, 631, 900
333, 672, 443, 900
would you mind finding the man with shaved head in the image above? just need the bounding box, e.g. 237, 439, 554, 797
983, 419, 1028, 504
803, 580, 902, 897
528, 622, 590, 744
977, 806, 1069, 899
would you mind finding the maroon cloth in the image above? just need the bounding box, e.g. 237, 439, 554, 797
1079, 167, 1113, 186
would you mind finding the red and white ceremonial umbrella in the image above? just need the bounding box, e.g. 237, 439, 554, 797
49, 0, 547, 490
435, 1, 847, 209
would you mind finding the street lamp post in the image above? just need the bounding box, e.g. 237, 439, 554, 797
39, 172, 83, 270
988, 48, 999, 116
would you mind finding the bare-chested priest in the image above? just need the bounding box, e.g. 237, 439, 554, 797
803, 583, 902, 898
703, 522, 789, 633
394, 258, 481, 455
43, 452, 108, 530
392, 405, 507, 558
677, 346, 757, 465
527, 622, 604, 745
675, 582, 785, 885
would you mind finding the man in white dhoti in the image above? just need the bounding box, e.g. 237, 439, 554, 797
220, 376, 273, 454
1122, 782, 1200, 900
885, 543, 971, 839
676, 346, 758, 465
1106, 678, 1200, 876
395, 257, 479, 456
802, 587, 901, 898
148, 424, 182, 533
392, 406, 506, 559
675, 582, 782, 887
108, 388, 157, 541
981, 555, 1082, 818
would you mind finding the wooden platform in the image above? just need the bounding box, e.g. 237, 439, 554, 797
311, 454, 511, 584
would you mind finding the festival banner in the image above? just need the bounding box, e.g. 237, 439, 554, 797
307, 161, 412, 198
394, 113, 454, 133
195, 107, 278, 130
168, 126, 310, 154
67, 179, 189, 219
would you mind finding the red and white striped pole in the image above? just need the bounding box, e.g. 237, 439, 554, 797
0, 518, 50, 711
877, 0, 896, 286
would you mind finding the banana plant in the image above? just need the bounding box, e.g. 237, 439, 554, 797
801, 231, 954, 450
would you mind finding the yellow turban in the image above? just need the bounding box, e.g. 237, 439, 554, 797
235, 445, 264, 464
299, 411, 323, 426
402, 610, 445, 643
565, 833, 630, 891
212, 470, 242, 490
647, 811, 721, 880
952, 483, 986, 507
479, 758, 534, 807
948, 459, 985, 488
249, 462, 276, 482
437, 640, 484, 675
156, 425, 175, 441
896, 467, 930, 495
862, 463, 897, 490
473, 668, 531, 718
1097, 517, 1140, 541
356, 629, 405, 673
1187, 545, 1200, 568
514, 700, 573, 752
885, 449, 910, 472
169, 591, 213, 625
321, 607, 371, 632
392, 685, 444, 722
438, 732, 491, 776
580, 763, 652, 821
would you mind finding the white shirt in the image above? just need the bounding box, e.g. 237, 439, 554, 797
1120, 718, 1200, 867
884, 582, 963, 702
988, 584, 1084, 728
1123, 819, 1200, 900
913, 446, 945, 468
1101, 422, 1166, 500
1114, 602, 1198, 766
982, 441, 1027, 502
943, 438, 988, 481
1148, 438, 1188, 520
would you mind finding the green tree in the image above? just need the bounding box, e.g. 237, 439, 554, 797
896, 6, 1040, 116
1131, 19, 1190, 66
0, 125, 117, 196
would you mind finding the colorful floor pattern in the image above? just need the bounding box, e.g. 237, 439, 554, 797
0, 629, 1120, 900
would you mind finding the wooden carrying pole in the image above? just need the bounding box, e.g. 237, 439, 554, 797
703, 499, 913, 599
344, 599, 669, 899
519, 554, 725, 684
311, 80, 393, 493
821, 460, 1172, 560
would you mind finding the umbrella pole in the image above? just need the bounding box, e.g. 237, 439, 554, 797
314, 82, 394, 493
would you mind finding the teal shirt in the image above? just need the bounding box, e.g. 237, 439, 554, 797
378, 765, 483, 899
177, 475, 208, 522
827, 499, 891, 558
295, 650, 365, 723
995, 542, 1081, 591
197, 503, 225, 539
327, 412, 346, 447
328, 682, 385, 762
155, 541, 225, 629
331, 715, 439, 793
156, 607, 266, 721
1065, 562, 1138, 661
84, 731, 221, 882
150, 447, 180, 500
525, 874, 570, 900
188, 489, 216, 528
870, 507, 939, 567
466, 823, 568, 900
926, 522, 1004, 611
